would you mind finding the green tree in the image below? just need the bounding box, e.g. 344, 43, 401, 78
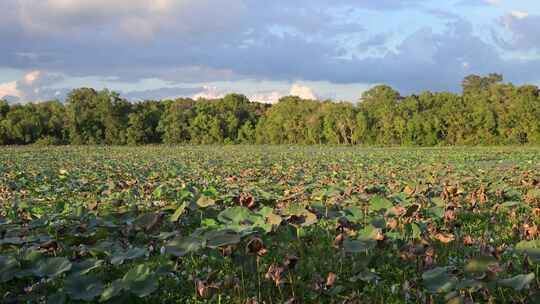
126, 101, 164, 145
237, 121, 256, 143
0, 100, 9, 144
1, 104, 44, 144
359, 85, 401, 145
157, 99, 195, 144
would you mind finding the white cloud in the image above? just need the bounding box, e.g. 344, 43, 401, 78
289, 83, 318, 100
122, 86, 203, 100
455, 0, 499, 7
188, 83, 318, 103
249, 91, 282, 104
0, 70, 64, 103
3, 0, 540, 96
17, 0, 248, 40
510, 10, 529, 20
192, 86, 226, 100
247, 83, 318, 103
0, 81, 21, 100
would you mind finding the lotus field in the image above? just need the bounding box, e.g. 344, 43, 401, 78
3, 146, 540, 303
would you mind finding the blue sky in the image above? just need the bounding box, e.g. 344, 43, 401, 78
1, 0, 540, 103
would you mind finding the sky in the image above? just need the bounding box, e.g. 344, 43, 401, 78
1, 0, 540, 103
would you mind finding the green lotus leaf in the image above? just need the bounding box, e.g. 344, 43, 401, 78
431, 197, 445, 207
498, 273, 535, 291
196, 195, 216, 208
0, 237, 25, 245
500, 201, 521, 208
464, 256, 498, 275
165, 235, 204, 257
405, 223, 422, 239
422, 267, 457, 294
516, 240, 540, 262
349, 271, 380, 283
343, 238, 376, 253
344, 206, 363, 223
0, 255, 19, 283
218, 206, 260, 225
281, 204, 318, 226
133, 213, 161, 230
110, 247, 147, 265
358, 225, 382, 240
256, 206, 274, 218
455, 279, 484, 291
257, 206, 282, 231
32, 257, 72, 278
100, 279, 126, 302
204, 229, 241, 248
122, 264, 158, 298
89, 240, 118, 257
369, 196, 393, 212
370, 217, 386, 229
300, 211, 318, 227
282, 204, 307, 216
429, 207, 445, 219
170, 201, 188, 222
64, 274, 104, 301
71, 258, 104, 275
152, 184, 166, 199
527, 189, 540, 200
47, 292, 67, 304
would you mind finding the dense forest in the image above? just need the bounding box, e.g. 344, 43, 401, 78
1, 73, 540, 146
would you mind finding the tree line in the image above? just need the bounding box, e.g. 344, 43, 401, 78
1, 73, 540, 146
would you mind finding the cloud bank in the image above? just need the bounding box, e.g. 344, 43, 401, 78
1, 0, 540, 101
